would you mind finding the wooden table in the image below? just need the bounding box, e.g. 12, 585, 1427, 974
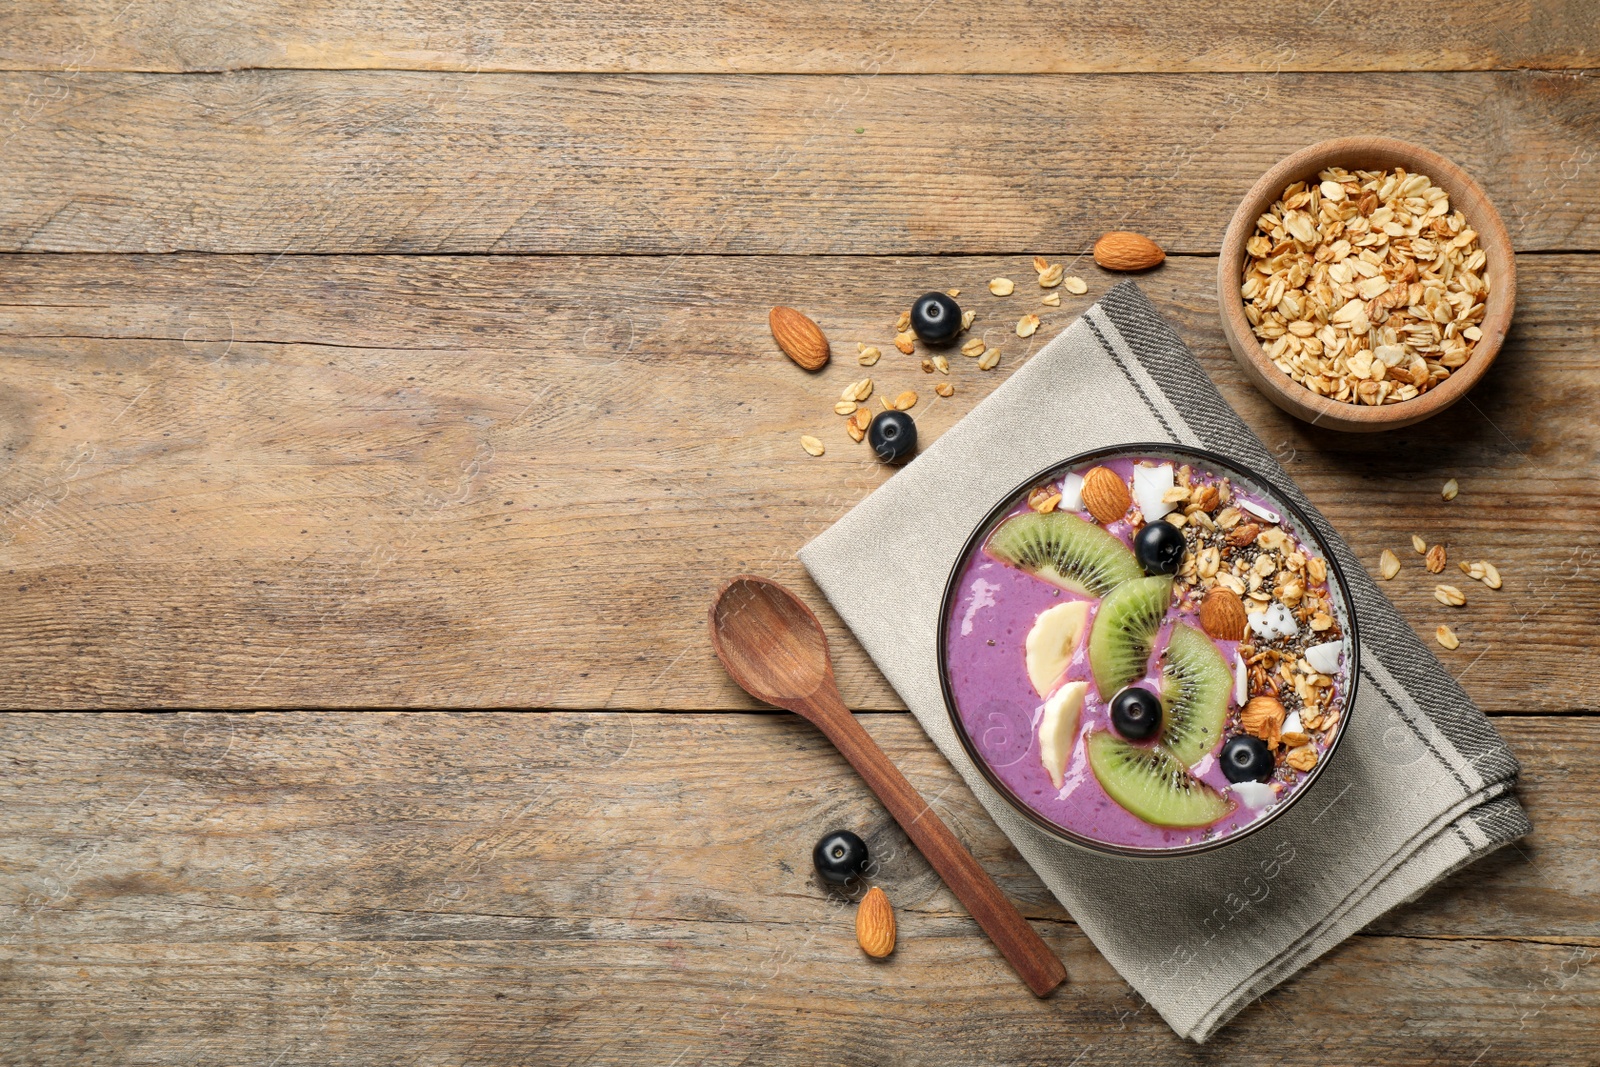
2, 4, 1597, 1062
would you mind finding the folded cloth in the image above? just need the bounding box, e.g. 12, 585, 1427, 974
798, 281, 1528, 1042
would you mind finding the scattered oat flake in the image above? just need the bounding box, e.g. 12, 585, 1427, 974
1425, 544, 1446, 573
1442, 478, 1459, 501
880, 396, 894, 412
894, 332, 916, 355
961, 339, 986, 357
960, 309, 976, 331
1379, 549, 1400, 580
1041, 292, 1061, 307
1434, 583, 1466, 606
896, 310, 911, 332
1032, 256, 1050, 274
1481, 562, 1502, 589
896, 390, 918, 411
946, 288, 960, 297
1435, 625, 1460, 650
834, 401, 857, 416
989, 277, 1015, 296
1063, 275, 1088, 295
933, 355, 949, 374
934, 381, 954, 397
1038, 264, 1064, 288
920, 358, 935, 374
858, 346, 881, 366
846, 420, 865, 443
1411, 534, 1427, 554
800, 435, 825, 457
978, 348, 1001, 371
1016, 314, 1040, 338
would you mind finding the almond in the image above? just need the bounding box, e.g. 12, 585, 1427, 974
1227, 522, 1261, 547
855, 886, 896, 958
1093, 231, 1165, 272
1081, 466, 1131, 524
1200, 587, 1248, 641
1241, 695, 1286, 749
769, 307, 830, 371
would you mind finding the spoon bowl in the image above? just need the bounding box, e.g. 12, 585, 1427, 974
708, 576, 831, 707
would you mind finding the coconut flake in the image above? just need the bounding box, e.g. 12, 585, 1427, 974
1305, 640, 1343, 675
1248, 601, 1298, 641
1229, 781, 1277, 810
1234, 652, 1248, 706
1281, 710, 1303, 736
1059, 471, 1085, 512
1131, 463, 1175, 520
1240, 498, 1281, 524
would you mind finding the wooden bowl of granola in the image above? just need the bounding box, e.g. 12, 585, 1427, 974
1218, 137, 1515, 433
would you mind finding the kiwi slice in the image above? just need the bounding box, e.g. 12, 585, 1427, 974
1087, 575, 1173, 698
1160, 623, 1233, 767
1085, 731, 1235, 828
985, 512, 1141, 597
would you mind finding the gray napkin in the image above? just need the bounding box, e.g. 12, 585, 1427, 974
798, 282, 1528, 1042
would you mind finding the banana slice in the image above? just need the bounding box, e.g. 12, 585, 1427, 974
1024, 600, 1090, 697
1039, 681, 1087, 789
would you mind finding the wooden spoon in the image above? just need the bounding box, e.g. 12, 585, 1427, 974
708, 574, 1068, 997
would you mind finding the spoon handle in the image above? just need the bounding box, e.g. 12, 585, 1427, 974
799, 686, 1068, 997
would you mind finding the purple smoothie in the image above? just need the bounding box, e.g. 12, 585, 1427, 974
943, 454, 1350, 852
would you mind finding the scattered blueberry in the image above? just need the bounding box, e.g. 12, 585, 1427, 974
813, 829, 870, 885
868, 410, 917, 462
910, 291, 962, 344
1133, 519, 1186, 575
1220, 734, 1274, 783
1109, 686, 1163, 742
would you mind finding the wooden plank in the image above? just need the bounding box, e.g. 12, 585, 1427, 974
3, 1, 1597, 74
0, 713, 1585, 940
2, 71, 1599, 255
0, 712, 1591, 1064
1, 253, 1595, 710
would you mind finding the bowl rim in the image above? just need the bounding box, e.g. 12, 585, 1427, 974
936, 442, 1362, 858
1217, 136, 1516, 431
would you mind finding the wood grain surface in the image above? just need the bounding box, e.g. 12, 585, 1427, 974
0, 712, 1593, 1067
3, 1, 1597, 73
2, 254, 1594, 710
2, 71, 1599, 254
2, 0, 1597, 1060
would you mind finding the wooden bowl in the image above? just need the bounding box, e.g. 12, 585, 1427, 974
1218, 137, 1515, 432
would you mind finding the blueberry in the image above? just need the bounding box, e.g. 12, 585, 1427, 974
813, 829, 870, 885
867, 410, 917, 462
1133, 519, 1186, 575
1220, 734, 1274, 783
909, 291, 962, 344
1109, 686, 1163, 742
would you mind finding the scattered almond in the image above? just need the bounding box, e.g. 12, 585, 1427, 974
834, 401, 858, 416
961, 339, 987, 358
1442, 478, 1459, 501
1063, 276, 1088, 295
1200, 587, 1249, 641
1093, 231, 1165, 272
1041, 292, 1061, 307
800, 435, 825, 457
1436, 624, 1460, 650
895, 331, 916, 355
1434, 583, 1466, 606
988, 277, 1015, 296
769, 307, 830, 371
856, 886, 896, 958
1016, 314, 1040, 338
934, 381, 954, 398
895, 390, 918, 411
1412, 534, 1427, 554
1038, 264, 1064, 288
857, 344, 881, 367
1081, 466, 1131, 524
978, 348, 1001, 371
1425, 544, 1446, 573
1379, 549, 1401, 579
1241, 695, 1286, 749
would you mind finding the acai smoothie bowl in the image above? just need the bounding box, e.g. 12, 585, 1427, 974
938, 444, 1360, 857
